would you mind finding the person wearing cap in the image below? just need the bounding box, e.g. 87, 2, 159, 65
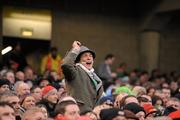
123, 102, 146, 120
0, 79, 10, 93
38, 85, 58, 118
61, 41, 104, 114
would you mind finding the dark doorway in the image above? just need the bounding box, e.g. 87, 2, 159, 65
2, 37, 50, 73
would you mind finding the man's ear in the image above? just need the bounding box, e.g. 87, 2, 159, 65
57, 113, 63, 117
56, 114, 67, 120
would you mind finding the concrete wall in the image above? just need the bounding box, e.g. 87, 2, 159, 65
52, 12, 140, 70
160, 24, 180, 73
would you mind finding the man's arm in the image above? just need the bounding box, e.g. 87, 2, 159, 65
61, 41, 81, 81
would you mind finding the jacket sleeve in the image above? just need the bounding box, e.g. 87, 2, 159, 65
61, 49, 79, 81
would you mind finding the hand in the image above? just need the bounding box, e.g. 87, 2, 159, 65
72, 41, 81, 50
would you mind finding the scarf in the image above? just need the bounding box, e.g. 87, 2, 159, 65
76, 63, 102, 92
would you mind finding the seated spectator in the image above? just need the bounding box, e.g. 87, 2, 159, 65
0, 102, 15, 120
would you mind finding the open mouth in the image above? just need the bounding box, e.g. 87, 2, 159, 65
86, 62, 92, 65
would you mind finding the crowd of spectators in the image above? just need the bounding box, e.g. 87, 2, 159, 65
0, 41, 179, 120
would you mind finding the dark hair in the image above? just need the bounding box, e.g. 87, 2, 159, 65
152, 95, 163, 106
50, 47, 57, 52
120, 95, 137, 109
54, 100, 77, 116
105, 54, 114, 60
0, 101, 14, 110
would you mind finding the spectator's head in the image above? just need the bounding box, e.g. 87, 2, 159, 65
42, 85, 58, 104
24, 67, 34, 80
100, 108, 126, 120
104, 54, 115, 65
143, 103, 157, 118
55, 100, 80, 120
38, 78, 51, 88
166, 97, 180, 110
16, 82, 30, 98
139, 71, 149, 84
152, 95, 163, 107
132, 86, 147, 96
5, 71, 15, 84
0, 91, 20, 116
114, 86, 133, 95
22, 107, 46, 120
15, 71, 25, 81
31, 86, 42, 103
124, 103, 145, 120
0, 79, 10, 93
137, 95, 152, 106
120, 95, 139, 109
147, 87, 156, 97
75, 46, 95, 70
36, 104, 48, 119
114, 93, 128, 108
162, 87, 171, 103
0, 102, 15, 120
50, 47, 58, 58
21, 95, 36, 110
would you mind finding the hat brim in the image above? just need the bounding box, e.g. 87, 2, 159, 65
75, 50, 96, 63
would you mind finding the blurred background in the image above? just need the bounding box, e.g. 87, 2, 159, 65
0, 0, 180, 74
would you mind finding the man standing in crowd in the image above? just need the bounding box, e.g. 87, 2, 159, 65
41, 47, 63, 79
96, 54, 116, 89
61, 41, 104, 114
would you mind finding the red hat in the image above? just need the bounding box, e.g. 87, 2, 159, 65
168, 110, 180, 119
143, 103, 157, 117
42, 85, 57, 98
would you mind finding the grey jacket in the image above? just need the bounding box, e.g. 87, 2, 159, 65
61, 50, 104, 114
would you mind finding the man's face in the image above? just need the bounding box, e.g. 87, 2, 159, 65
125, 97, 139, 105
16, 72, 25, 81
6, 72, 15, 84
32, 88, 42, 102
18, 84, 30, 97
0, 105, 15, 120
7, 96, 20, 115
47, 92, 58, 104
80, 52, 94, 70
0, 84, 10, 93
162, 88, 171, 98
22, 96, 35, 110
64, 104, 80, 120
